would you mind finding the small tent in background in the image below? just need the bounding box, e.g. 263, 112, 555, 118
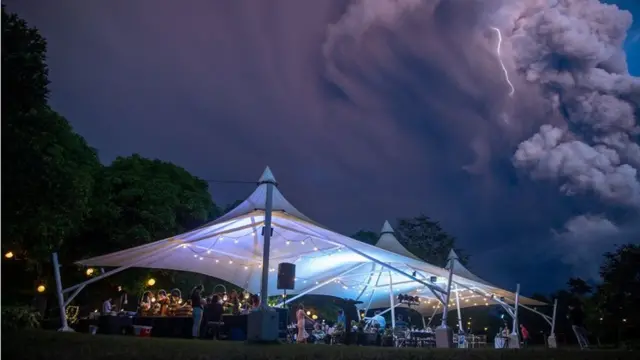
371, 221, 543, 317
375, 220, 420, 260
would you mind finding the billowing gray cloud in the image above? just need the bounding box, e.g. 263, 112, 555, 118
506, 1, 640, 205
554, 214, 625, 280
323, 0, 639, 279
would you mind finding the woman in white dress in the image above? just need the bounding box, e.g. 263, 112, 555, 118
296, 304, 307, 343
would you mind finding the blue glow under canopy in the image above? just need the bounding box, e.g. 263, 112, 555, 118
77, 167, 544, 314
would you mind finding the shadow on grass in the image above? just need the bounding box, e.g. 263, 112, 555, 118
1, 330, 635, 360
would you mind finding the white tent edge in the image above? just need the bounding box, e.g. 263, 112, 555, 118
50, 166, 559, 348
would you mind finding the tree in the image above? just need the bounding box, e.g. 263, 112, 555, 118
595, 244, 640, 342
567, 277, 592, 297
395, 214, 468, 267
350, 230, 379, 245
2, 6, 49, 114
71, 154, 218, 258
2, 7, 100, 266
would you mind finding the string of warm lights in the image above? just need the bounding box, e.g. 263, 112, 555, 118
169, 226, 348, 283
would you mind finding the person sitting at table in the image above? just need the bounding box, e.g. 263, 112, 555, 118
311, 323, 325, 344
372, 311, 386, 330
201, 294, 224, 339
228, 290, 241, 315
190, 285, 205, 338
102, 296, 113, 315
395, 314, 408, 330
250, 294, 260, 309
139, 291, 152, 314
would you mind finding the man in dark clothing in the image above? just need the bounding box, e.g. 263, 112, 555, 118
568, 304, 589, 349
202, 295, 224, 339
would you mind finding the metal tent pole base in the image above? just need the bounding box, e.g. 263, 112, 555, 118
247, 307, 279, 343
508, 333, 520, 348
58, 326, 75, 332
547, 335, 557, 348
435, 326, 453, 348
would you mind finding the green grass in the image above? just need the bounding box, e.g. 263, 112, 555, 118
1, 330, 635, 360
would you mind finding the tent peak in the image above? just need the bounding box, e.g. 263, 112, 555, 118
380, 220, 394, 234
258, 166, 277, 185
447, 249, 459, 261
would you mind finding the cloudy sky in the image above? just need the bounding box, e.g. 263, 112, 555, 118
7, 0, 639, 294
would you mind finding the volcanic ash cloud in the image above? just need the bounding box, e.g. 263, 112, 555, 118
508, 0, 640, 210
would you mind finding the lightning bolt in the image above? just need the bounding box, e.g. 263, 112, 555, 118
490, 27, 515, 97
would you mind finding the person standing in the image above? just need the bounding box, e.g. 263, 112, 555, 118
568, 303, 589, 349
337, 309, 346, 328
191, 285, 205, 338
519, 324, 530, 347
296, 304, 307, 343
102, 296, 113, 314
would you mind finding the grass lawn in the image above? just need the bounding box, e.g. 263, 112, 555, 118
2, 330, 636, 360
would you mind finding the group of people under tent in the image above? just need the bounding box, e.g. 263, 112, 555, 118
100, 281, 592, 348
100, 285, 263, 339
290, 305, 440, 345
189, 285, 262, 338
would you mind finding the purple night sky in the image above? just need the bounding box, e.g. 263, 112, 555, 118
6, 0, 639, 294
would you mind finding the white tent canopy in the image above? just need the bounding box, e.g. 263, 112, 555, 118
74, 167, 543, 316
372, 221, 543, 315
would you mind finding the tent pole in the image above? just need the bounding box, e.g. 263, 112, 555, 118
422, 316, 427, 329
507, 283, 521, 349
376, 303, 402, 317
355, 264, 377, 302
518, 303, 552, 325
388, 271, 396, 329
259, 179, 275, 309
279, 222, 448, 302
548, 298, 558, 348
52, 253, 72, 332
455, 285, 463, 331
426, 304, 439, 327
455, 283, 516, 315
64, 284, 86, 308
512, 283, 520, 334
276, 263, 366, 307
550, 298, 557, 334
363, 270, 383, 316
331, 244, 447, 303
440, 253, 456, 328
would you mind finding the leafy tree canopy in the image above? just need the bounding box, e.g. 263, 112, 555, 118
350, 230, 379, 246
2, 6, 49, 114
2, 7, 100, 265
567, 277, 592, 297
70, 154, 217, 259
596, 244, 640, 324
395, 214, 468, 267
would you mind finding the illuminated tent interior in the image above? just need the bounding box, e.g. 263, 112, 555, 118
371, 221, 544, 322
74, 167, 545, 321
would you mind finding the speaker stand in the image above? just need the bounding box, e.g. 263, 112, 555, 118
282, 289, 294, 343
